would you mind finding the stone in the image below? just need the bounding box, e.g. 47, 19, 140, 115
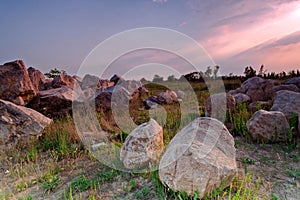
52, 74, 76, 88
159, 117, 237, 198
27, 86, 74, 118
246, 110, 290, 142
270, 90, 300, 120
233, 93, 251, 104
81, 74, 101, 90
143, 97, 159, 109
285, 77, 300, 89
248, 101, 272, 113
0, 99, 52, 148
176, 90, 185, 100
28, 67, 46, 91
157, 90, 178, 104
205, 93, 235, 121
273, 84, 300, 93
120, 119, 163, 169
0, 60, 36, 105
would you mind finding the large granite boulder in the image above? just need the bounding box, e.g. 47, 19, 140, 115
0, 99, 52, 148
81, 74, 101, 90
52, 74, 76, 89
248, 101, 272, 113
157, 90, 178, 104
246, 110, 290, 142
272, 84, 300, 93
233, 93, 251, 104
0, 60, 36, 105
270, 90, 300, 120
205, 93, 235, 121
285, 77, 300, 89
120, 119, 163, 169
28, 67, 46, 91
159, 117, 237, 198
27, 86, 74, 118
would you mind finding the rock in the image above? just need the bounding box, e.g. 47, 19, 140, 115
117, 80, 148, 99
110, 74, 124, 85
120, 119, 164, 169
273, 84, 300, 93
270, 90, 300, 120
27, 86, 74, 118
52, 74, 76, 88
0, 99, 52, 148
205, 93, 235, 121
176, 90, 185, 100
233, 93, 251, 104
248, 101, 272, 113
159, 117, 237, 197
240, 77, 275, 102
28, 67, 46, 91
157, 90, 178, 104
285, 77, 300, 89
143, 98, 159, 109
81, 74, 101, 90
0, 60, 36, 105
246, 110, 289, 142
98, 79, 114, 88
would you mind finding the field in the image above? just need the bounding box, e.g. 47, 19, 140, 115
0, 79, 299, 200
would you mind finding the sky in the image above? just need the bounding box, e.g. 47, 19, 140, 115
1, 0, 300, 79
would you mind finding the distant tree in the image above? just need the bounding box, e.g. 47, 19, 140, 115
167, 75, 175, 82
152, 74, 163, 82
204, 66, 212, 77
213, 65, 220, 79
244, 66, 256, 78
258, 65, 267, 77
44, 68, 66, 78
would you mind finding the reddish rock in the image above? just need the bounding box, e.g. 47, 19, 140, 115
248, 101, 272, 113
28, 67, 46, 91
52, 74, 76, 88
157, 90, 178, 104
0, 60, 36, 105
233, 93, 251, 104
273, 84, 300, 93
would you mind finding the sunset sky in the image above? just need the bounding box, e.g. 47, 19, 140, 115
1, 0, 300, 79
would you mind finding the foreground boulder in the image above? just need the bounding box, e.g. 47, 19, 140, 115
248, 101, 272, 113
27, 86, 74, 118
272, 84, 300, 93
120, 119, 163, 169
270, 90, 300, 120
246, 110, 289, 142
28, 67, 46, 91
285, 77, 300, 89
0, 60, 36, 105
233, 93, 251, 104
0, 99, 52, 148
205, 93, 235, 121
159, 117, 237, 197
52, 74, 76, 88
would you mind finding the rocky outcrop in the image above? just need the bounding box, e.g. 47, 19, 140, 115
205, 93, 235, 121
81, 74, 101, 90
285, 77, 300, 89
270, 90, 300, 120
120, 119, 163, 169
233, 93, 251, 104
157, 90, 178, 104
110, 74, 124, 85
28, 67, 46, 91
273, 84, 300, 93
27, 86, 74, 118
0, 60, 36, 105
246, 110, 289, 142
230, 77, 275, 102
52, 74, 76, 89
0, 99, 52, 148
159, 117, 237, 198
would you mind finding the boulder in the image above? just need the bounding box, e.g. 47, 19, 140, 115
159, 117, 237, 197
176, 90, 185, 101
246, 110, 289, 142
27, 86, 74, 118
233, 93, 251, 104
98, 79, 114, 88
120, 119, 163, 169
28, 67, 46, 91
240, 77, 275, 102
157, 90, 178, 104
81, 74, 101, 90
118, 80, 148, 100
270, 90, 300, 120
52, 74, 76, 88
248, 101, 272, 113
273, 84, 300, 93
0, 60, 36, 105
285, 77, 300, 89
205, 93, 235, 121
143, 97, 159, 109
0, 99, 52, 148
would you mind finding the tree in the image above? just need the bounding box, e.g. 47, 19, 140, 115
152, 74, 163, 82
167, 75, 175, 82
244, 66, 256, 78
258, 65, 266, 77
213, 65, 220, 79
204, 66, 212, 77
44, 68, 66, 78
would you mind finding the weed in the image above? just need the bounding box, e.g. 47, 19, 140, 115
70, 175, 92, 192
134, 186, 150, 199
